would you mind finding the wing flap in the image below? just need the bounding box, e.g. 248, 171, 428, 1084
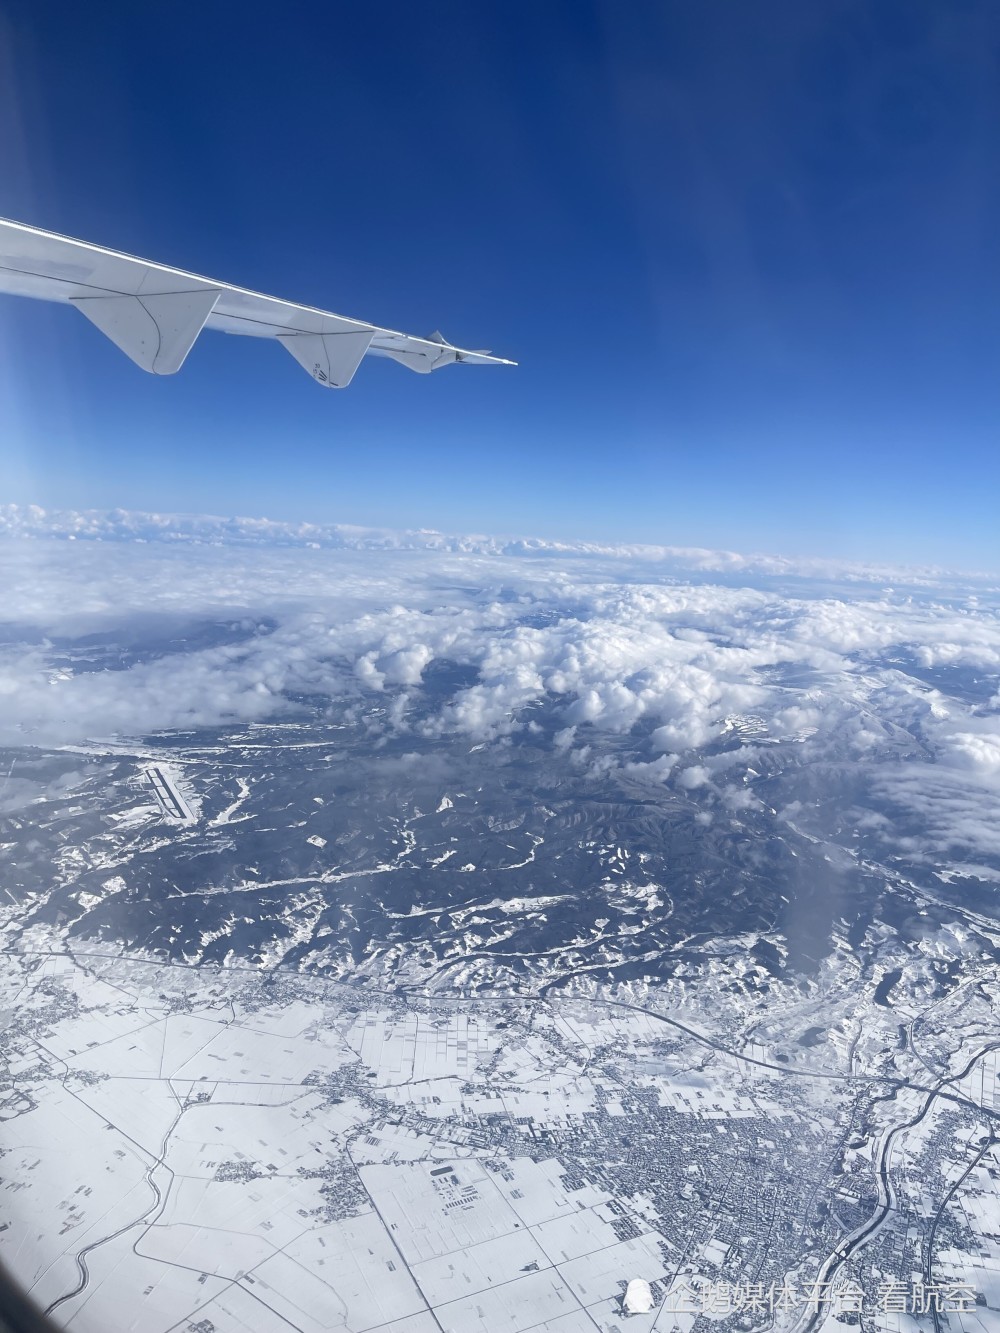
71, 290, 221, 374
278, 330, 375, 388
372, 342, 441, 375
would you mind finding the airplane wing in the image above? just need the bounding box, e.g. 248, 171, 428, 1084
0, 217, 515, 388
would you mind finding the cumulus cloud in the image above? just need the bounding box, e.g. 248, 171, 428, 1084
4, 502, 999, 587
946, 731, 1000, 776
2, 508, 999, 873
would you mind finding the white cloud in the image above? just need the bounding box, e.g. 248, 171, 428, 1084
946, 731, 1000, 776
3, 502, 998, 585
2, 508, 999, 872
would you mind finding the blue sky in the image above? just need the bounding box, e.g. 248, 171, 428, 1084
1, 0, 998, 567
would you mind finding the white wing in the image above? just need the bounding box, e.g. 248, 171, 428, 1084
0, 217, 515, 387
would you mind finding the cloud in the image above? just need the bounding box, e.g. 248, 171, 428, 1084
3, 502, 999, 585
1, 508, 999, 876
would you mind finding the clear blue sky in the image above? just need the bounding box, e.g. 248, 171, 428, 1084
1, 0, 998, 566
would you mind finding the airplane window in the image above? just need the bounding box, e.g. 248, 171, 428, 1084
1, 4, 998, 1331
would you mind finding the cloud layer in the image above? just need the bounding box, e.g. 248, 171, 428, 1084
4, 502, 998, 584
2, 508, 999, 879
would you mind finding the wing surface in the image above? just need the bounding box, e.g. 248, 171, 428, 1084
0, 217, 515, 386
